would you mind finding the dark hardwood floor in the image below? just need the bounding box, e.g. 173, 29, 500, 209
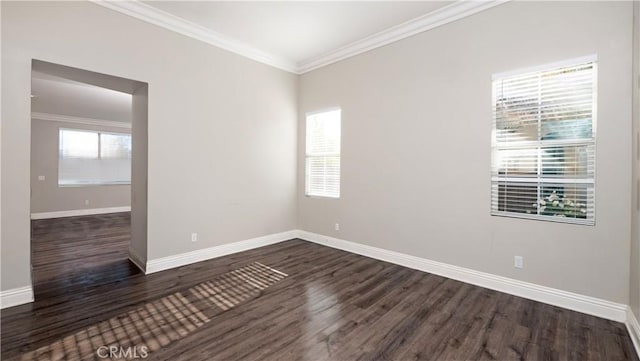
1, 214, 637, 360
30, 212, 138, 300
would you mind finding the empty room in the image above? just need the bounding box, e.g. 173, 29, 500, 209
29, 60, 143, 299
1, 1, 639, 360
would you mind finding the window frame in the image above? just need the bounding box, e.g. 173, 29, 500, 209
490, 55, 597, 226
305, 108, 342, 199
58, 127, 132, 187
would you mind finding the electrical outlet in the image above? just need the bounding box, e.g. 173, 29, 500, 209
84, 200, 90, 206
38, 175, 45, 181
514, 256, 524, 269
191, 233, 198, 242
334, 223, 340, 231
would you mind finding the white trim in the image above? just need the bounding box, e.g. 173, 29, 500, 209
1, 286, 34, 309
627, 307, 640, 358
31, 206, 131, 219
32, 112, 131, 129
305, 107, 342, 118
90, 0, 297, 73
296, 230, 627, 322
145, 230, 298, 274
90, 0, 509, 75
492, 54, 597, 80
296, 0, 509, 74
128, 247, 147, 273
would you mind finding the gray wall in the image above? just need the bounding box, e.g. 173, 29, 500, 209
3, 0, 635, 309
1, 1, 298, 291
130, 85, 148, 266
298, 1, 633, 304
631, 1, 640, 318
30, 119, 131, 214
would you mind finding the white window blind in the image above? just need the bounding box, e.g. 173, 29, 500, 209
491, 57, 596, 225
59, 129, 132, 186
306, 109, 341, 198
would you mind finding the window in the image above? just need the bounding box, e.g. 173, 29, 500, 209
491, 56, 596, 225
59, 129, 132, 186
305, 109, 341, 198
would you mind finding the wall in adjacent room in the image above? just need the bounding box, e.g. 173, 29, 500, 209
1, 1, 298, 291
298, 1, 633, 303
30, 119, 131, 214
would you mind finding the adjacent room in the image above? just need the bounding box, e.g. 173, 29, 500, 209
1, 1, 639, 360
30, 63, 137, 296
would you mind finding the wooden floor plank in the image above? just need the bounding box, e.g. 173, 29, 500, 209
1, 213, 637, 360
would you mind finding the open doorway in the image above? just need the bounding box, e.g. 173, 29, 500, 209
29, 60, 148, 298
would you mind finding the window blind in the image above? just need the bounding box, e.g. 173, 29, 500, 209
305, 109, 341, 198
491, 57, 596, 225
59, 129, 132, 186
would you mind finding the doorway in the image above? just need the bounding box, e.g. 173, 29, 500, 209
29, 60, 148, 297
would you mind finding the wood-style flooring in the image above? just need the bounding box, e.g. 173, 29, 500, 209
1, 213, 637, 360
30, 212, 138, 299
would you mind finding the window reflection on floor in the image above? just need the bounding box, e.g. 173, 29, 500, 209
19, 262, 288, 361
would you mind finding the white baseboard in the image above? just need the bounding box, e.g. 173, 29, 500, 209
2, 226, 634, 342
145, 230, 299, 274
0, 286, 34, 309
31, 206, 131, 219
627, 307, 640, 357
297, 230, 628, 322
128, 247, 147, 273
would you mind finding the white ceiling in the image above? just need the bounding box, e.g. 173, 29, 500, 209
96, 1, 506, 73
142, 1, 450, 65
31, 71, 132, 123
30, 2, 503, 121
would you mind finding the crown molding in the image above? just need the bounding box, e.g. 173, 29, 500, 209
90, 0, 298, 73
90, 0, 509, 75
296, 0, 509, 74
32, 112, 131, 129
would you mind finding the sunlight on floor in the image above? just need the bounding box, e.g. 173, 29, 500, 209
19, 262, 288, 361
